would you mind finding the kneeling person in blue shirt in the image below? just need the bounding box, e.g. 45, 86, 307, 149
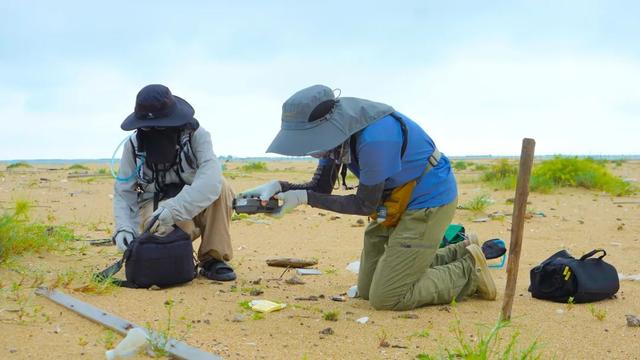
241, 85, 496, 310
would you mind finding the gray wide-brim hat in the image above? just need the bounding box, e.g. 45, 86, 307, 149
121, 84, 197, 131
266, 85, 395, 156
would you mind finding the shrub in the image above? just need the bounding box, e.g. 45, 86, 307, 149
453, 161, 469, 171
0, 201, 75, 263
6, 162, 32, 170
531, 156, 633, 196
482, 159, 518, 183
68, 164, 89, 171
241, 161, 268, 172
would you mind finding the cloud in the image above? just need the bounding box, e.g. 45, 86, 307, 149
1, 43, 639, 160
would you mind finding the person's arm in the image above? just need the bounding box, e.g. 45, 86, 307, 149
113, 137, 142, 236
306, 182, 384, 215
161, 127, 223, 221
279, 158, 338, 194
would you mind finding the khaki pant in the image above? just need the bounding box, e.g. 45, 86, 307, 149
140, 178, 235, 262
357, 199, 478, 310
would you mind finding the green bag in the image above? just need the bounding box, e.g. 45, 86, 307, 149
440, 224, 465, 248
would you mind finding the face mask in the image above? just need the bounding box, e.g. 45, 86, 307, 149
137, 128, 180, 165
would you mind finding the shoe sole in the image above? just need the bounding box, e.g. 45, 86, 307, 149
467, 244, 497, 300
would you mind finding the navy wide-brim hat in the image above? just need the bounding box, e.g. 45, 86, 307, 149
121, 84, 196, 131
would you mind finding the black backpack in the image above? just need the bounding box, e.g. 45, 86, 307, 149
97, 216, 196, 288
528, 249, 619, 303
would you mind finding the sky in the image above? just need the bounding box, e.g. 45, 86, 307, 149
1, 0, 639, 160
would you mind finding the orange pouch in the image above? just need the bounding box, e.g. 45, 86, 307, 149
369, 179, 417, 227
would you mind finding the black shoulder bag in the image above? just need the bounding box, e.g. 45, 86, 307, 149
96, 215, 196, 288
528, 249, 619, 303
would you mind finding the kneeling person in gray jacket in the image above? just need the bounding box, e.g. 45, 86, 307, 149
112, 84, 236, 281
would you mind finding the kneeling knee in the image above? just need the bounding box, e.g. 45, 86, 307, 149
368, 293, 396, 310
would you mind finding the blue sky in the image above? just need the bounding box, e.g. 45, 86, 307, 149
1, 1, 638, 159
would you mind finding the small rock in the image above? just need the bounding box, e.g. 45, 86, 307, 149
578, 219, 584, 225
555, 309, 564, 314
249, 289, 264, 296
294, 295, 318, 301
329, 215, 341, 220
232, 314, 246, 322
330, 295, 346, 302
148, 285, 162, 291
319, 327, 334, 335
53, 324, 62, 334
472, 217, 489, 223
250, 278, 262, 285
352, 219, 366, 227
626, 314, 640, 327
285, 276, 305, 285
9, 349, 17, 353
438, 306, 452, 313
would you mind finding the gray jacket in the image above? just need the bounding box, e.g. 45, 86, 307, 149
113, 126, 223, 236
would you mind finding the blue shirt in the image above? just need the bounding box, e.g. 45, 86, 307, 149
333, 113, 457, 209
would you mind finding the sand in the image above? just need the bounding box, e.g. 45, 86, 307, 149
0, 160, 639, 359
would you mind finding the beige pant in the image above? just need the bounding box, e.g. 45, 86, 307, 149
140, 178, 235, 262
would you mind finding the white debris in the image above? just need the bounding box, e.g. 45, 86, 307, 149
346, 261, 360, 274
619, 273, 640, 281
356, 316, 369, 324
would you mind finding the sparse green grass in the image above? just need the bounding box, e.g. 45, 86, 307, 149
416, 319, 542, 359
6, 162, 32, 170
68, 164, 89, 171
0, 200, 75, 263
588, 304, 607, 321
460, 194, 493, 212
240, 161, 269, 172
323, 309, 340, 321
98, 330, 118, 350
146, 299, 194, 358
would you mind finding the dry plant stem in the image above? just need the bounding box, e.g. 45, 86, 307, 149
501, 138, 535, 321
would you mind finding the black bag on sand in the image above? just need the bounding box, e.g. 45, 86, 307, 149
528, 249, 619, 303
96, 216, 196, 288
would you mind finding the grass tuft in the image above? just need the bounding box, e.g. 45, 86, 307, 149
460, 194, 493, 212
323, 309, 340, 321
0, 201, 75, 263
416, 318, 542, 359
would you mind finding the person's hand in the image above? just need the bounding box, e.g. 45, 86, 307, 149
239, 180, 282, 205
114, 231, 134, 252
272, 190, 307, 218
147, 207, 175, 235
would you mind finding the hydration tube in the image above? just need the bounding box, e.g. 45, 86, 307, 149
110, 135, 145, 182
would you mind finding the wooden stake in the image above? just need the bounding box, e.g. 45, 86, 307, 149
500, 138, 536, 321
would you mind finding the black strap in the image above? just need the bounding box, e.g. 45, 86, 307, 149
579, 249, 606, 261
93, 215, 160, 288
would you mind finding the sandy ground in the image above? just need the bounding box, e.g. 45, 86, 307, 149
0, 160, 639, 359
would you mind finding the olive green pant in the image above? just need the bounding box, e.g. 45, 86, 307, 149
358, 199, 478, 310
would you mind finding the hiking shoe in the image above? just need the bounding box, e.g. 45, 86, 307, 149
466, 244, 497, 300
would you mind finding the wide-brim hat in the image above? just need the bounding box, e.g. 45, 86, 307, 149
121, 84, 196, 131
266, 85, 394, 156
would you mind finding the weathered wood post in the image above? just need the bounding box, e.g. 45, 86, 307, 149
500, 138, 536, 321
